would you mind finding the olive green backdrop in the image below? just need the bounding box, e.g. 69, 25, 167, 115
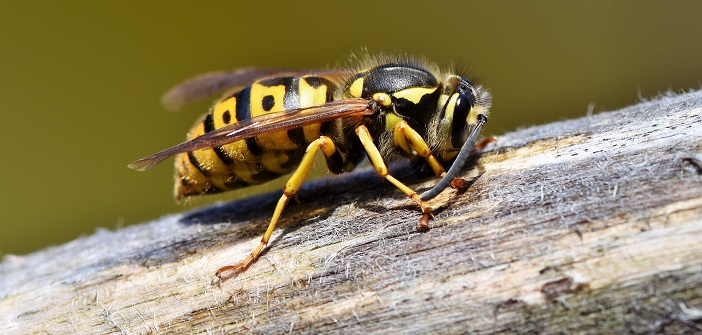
1, 1, 701, 255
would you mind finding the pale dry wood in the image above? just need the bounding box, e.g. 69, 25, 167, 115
2, 91, 702, 335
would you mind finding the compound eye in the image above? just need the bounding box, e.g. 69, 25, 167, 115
451, 93, 472, 148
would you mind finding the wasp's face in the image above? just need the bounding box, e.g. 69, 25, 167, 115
441, 76, 490, 149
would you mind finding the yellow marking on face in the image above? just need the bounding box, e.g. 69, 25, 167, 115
467, 107, 477, 125
348, 78, 364, 98
392, 87, 437, 104
443, 93, 459, 123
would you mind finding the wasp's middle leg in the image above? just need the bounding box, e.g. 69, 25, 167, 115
216, 135, 338, 280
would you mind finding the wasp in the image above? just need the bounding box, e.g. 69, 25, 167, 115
129, 53, 491, 280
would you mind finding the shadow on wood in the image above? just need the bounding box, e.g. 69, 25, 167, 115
2, 91, 701, 334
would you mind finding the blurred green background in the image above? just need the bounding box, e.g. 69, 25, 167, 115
1, 1, 701, 256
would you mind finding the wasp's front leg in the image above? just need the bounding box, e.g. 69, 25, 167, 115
393, 120, 475, 191
355, 125, 434, 231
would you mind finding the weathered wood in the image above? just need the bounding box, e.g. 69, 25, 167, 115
2, 91, 702, 334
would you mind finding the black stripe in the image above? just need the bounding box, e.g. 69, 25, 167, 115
204, 113, 233, 165
213, 146, 234, 165
285, 77, 306, 147
202, 184, 226, 195
259, 77, 291, 87
326, 85, 334, 102
187, 152, 209, 176
180, 184, 225, 197
250, 162, 281, 182
319, 120, 335, 137
325, 151, 344, 174
287, 127, 308, 148
303, 76, 324, 89
224, 176, 250, 189
236, 86, 251, 122
204, 114, 215, 133
246, 137, 263, 156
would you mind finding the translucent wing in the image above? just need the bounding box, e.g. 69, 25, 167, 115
129, 99, 373, 171
161, 68, 343, 111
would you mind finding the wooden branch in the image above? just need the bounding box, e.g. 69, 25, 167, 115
2, 91, 702, 334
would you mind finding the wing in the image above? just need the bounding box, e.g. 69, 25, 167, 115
128, 98, 373, 171
161, 68, 343, 111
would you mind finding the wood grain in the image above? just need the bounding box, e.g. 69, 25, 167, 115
2, 91, 701, 334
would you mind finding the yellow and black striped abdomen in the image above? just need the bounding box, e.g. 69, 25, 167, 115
175, 75, 336, 199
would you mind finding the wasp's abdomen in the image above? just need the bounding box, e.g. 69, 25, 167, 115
175, 75, 336, 199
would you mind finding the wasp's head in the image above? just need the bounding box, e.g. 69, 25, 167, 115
430, 75, 491, 162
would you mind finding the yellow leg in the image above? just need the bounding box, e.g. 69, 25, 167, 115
216, 136, 338, 280
393, 120, 446, 178
355, 125, 434, 231
394, 120, 476, 190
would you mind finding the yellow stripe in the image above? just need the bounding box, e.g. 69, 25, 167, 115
185, 121, 231, 190
210, 96, 260, 160
443, 93, 459, 123
249, 83, 286, 117
219, 140, 258, 161
299, 76, 326, 143
299, 76, 328, 107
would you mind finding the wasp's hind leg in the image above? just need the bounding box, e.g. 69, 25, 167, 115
216, 136, 338, 281
355, 125, 434, 231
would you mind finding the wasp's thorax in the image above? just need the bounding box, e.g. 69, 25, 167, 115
345, 62, 441, 128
